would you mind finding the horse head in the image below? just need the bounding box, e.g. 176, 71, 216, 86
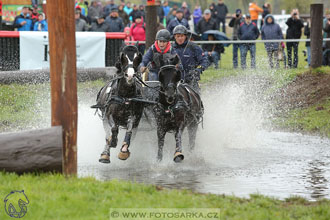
116, 45, 142, 85
158, 55, 181, 104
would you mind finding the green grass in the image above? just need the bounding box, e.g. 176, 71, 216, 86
275, 99, 330, 138
0, 172, 330, 220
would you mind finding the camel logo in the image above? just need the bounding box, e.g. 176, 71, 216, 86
4, 190, 29, 218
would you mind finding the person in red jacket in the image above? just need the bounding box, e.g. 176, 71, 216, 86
124, 27, 135, 46
130, 13, 146, 54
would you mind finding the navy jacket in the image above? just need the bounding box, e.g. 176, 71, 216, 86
173, 40, 208, 79
261, 15, 283, 51
140, 44, 177, 74
238, 21, 260, 41
105, 16, 124, 32
167, 17, 190, 35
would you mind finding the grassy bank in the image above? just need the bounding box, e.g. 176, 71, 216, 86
0, 172, 330, 220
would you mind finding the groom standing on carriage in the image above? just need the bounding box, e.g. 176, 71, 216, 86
172, 25, 208, 93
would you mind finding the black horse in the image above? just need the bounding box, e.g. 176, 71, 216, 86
92, 45, 143, 163
154, 56, 204, 162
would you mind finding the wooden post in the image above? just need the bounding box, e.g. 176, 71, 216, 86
145, 0, 158, 49
310, 4, 323, 68
47, 0, 77, 175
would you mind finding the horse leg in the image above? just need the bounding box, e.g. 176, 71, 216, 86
99, 115, 118, 163
188, 121, 198, 152
173, 123, 185, 163
157, 128, 166, 162
118, 115, 136, 160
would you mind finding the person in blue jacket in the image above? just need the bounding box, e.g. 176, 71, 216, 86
238, 14, 260, 69
140, 29, 177, 81
172, 25, 208, 93
13, 6, 33, 31
167, 9, 190, 35
33, 13, 48, 31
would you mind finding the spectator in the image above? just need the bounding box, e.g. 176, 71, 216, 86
261, 3, 271, 28
75, 9, 88, 31
118, 4, 130, 27
209, 3, 218, 21
249, 2, 263, 25
30, 6, 39, 23
193, 5, 202, 30
156, 0, 165, 24
261, 14, 283, 68
166, 8, 176, 27
76, 6, 90, 24
167, 9, 190, 35
124, 27, 135, 45
304, 19, 311, 67
13, 6, 33, 31
76, 0, 88, 16
88, 0, 102, 23
323, 18, 330, 66
33, 13, 47, 31
103, 0, 118, 18
130, 13, 146, 55
90, 15, 110, 32
215, 0, 228, 33
31, 0, 38, 7
163, 1, 170, 19
181, 2, 191, 21
229, 9, 243, 68
139, 5, 145, 20
286, 9, 304, 68
202, 34, 224, 69
124, 2, 133, 21
323, 11, 330, 48
238, 14, 260, 69
105, 7, 124, 32
129, 4, 140, 23
195, 9, 218, 35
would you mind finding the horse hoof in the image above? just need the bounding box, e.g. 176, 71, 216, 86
99, 154, 110, 163
173, 152, 184, 163
118, 151, 130, 160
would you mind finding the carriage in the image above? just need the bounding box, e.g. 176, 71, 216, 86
92, 45, 203, 163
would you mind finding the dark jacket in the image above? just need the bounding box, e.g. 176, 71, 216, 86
261, 15, 283, 51
215, 3, 228, 20
157, 5, 165, 23
167, 17, 190, 35
286, 17, 304, 39
304, 22, 310, 47
140, 43, 176, 74
324, 23, 330, 49
238, 21, 260, 41
90, 21, 111, 32
195, 18, 219, 35
181, 6, 191, 21
118, 9, 130, 26
202, 43, 224, 54
173, 40, 208, 79
229, 17, 244, 40
105, 16, 124, 32
129, 9, 141, 23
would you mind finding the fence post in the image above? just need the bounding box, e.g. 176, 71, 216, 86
47, 0, 77, 175
310, 4, 323, 68
145, 0, 158, 49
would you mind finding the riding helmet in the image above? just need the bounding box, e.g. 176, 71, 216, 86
155, 29, 171, 41
173, 25, 188, 35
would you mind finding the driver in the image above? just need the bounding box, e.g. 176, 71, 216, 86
172, 25, 208, 93
139, 29, 177, 81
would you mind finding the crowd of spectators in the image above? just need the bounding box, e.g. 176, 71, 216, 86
12, 0, 330, 67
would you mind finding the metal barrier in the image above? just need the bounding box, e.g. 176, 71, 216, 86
0, 31, 126, 71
